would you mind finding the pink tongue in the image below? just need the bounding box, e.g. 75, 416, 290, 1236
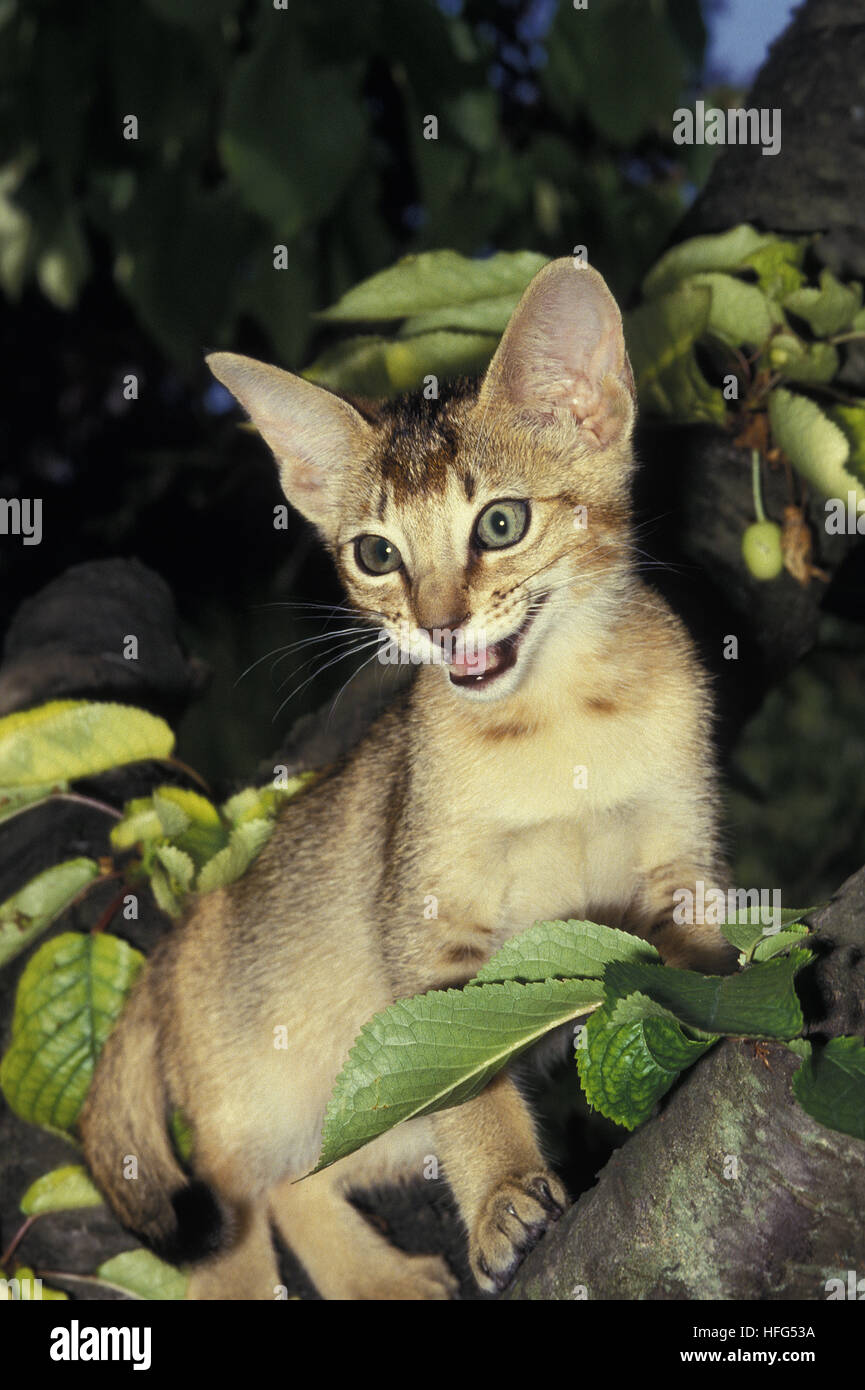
450, 642, 501, 681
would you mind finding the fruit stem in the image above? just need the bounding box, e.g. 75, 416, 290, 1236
751, 449, 767, 524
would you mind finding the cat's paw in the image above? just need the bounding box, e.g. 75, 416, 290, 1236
470, 1172, 567, 1294
365, 1252, 460, 1301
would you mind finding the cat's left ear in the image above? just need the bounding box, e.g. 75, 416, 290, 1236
477, 259, 636, 449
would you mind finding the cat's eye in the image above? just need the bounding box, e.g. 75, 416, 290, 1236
355, 534, 403, 575
473, 499, 530, 551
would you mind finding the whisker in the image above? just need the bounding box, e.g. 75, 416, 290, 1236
272, 636, 385, 724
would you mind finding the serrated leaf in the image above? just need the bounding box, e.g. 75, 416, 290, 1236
110, 798, 165, 852
0, 701, 174, 789
0, 858, 98, 967
688, 272, 779, 347
152, 787, 225, 867
315, 249, 548, 322
472, 918, 659, 984
20, 1164, 103, 1215
643, 226, 785, 299
196, 818, 275, 894
96, 1250, 187, 1301
774, 338, 839, 385
768, 388, 863, 505
752, 925, 811, 962
624, 285, 726, 424
316, 978, 604, 1172
721, 906, 815, 961
601, 951, 810, 1040
827, 402, 865, 483
2, 1266, 68, 1300
220, 773, 314, 827
784, 270, 862, 337
577, 990, 717, 1129
792, 1036, 865, 1141
742, 242, 806, 300
0, 932, 144, 1135
154, 843, 195, 892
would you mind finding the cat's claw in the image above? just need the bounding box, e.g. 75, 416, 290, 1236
470, 1172, 568, 1293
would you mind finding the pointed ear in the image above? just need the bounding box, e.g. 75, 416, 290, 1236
477, 259, 636, 449
206, 352, 372, 529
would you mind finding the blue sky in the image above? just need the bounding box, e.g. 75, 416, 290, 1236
705, 0, 800, 85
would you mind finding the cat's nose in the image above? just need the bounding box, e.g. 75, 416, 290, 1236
412, 575, 467, 637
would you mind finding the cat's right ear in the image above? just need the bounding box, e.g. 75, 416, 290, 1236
206, 353, 372, 530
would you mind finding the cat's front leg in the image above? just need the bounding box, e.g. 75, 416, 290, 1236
432, 1070, 567, 1293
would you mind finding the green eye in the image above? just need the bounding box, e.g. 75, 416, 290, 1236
474, 500, 529, 551
355, 534, 402, 575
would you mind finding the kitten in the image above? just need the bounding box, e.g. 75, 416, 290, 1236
80, 258, 731, 1300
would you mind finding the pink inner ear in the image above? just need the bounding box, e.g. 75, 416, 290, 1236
495, 264, 631, 442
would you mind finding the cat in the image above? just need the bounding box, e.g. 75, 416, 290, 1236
80, 257, 732, 1300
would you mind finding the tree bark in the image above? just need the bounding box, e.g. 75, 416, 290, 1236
507, 869, 865, 1300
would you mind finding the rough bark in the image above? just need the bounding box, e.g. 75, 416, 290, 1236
507, 870, 865, 1300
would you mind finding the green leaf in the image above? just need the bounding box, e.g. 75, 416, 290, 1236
2, 1265, 68, 1300
152, 787, 226, 867
170, 1108, 194, 1163
792, 1036, 865, 1141
624, 284, 726, 423
577, 990, 717, 1129
0, 701, 174, 789
36, 205, 90, 311
721, 906, 815, 962
742, 242, 806, 300
0, 781, 70, 825
768, 388, 863, 505
0, 932, 144, 1135
0, 858, 98, 967
220, 773, 315, 827
221, 41, 366, 238
302, 334, 393, 397
96, 1250, 188, 1301
643, 226, 786, 299
315, 249, 548, 322
771, 336, 839, 385
154, 843, 195, 891
316, 978, 604, 1172
20, 1164, 103, 1215
688, 272, 779, 347
150, 843, 195, 918
472, 917, 659, 984
784, 270, 862, 337
196, 818, 274, 893
827, 402, 865, 483
752, 925, 812, 962
305, 329, 499, 397
600, 951, 810, 1040
110, 799, 165, 852
398, 293, 522, 337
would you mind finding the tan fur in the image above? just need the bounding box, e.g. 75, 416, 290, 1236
80, 261, 732, 1300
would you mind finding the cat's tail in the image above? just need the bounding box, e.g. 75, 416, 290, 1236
79, 971, 223, 1264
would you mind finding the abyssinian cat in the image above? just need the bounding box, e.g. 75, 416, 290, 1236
80, 258, 731, 1300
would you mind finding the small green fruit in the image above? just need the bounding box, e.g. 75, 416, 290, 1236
742, 521, 784, 580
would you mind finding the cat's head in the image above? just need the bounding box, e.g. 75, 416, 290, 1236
208, 258, 637, 703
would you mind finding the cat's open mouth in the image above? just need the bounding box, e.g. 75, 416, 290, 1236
448, 594, 548, 690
